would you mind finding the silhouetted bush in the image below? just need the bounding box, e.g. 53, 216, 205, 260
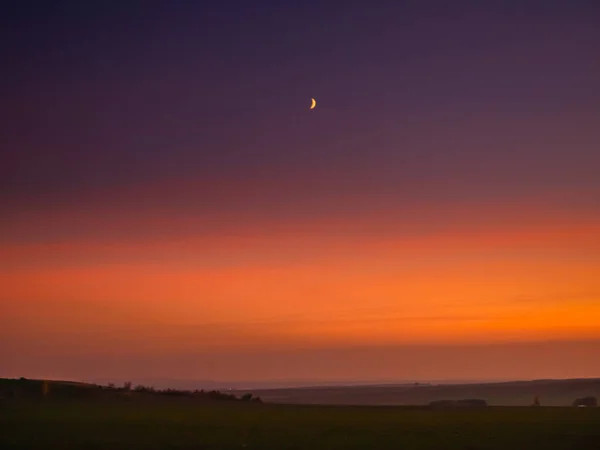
161, 388, 192, 397
573, 396, 598, 407
134, 384, 156, 393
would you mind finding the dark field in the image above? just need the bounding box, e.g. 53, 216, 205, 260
2, 398, 600, 450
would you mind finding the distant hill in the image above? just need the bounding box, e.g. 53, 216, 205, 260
0, 377, 104, 400
2, 377, 598, 406
233, 378, 600, 406
0, 378, 261, 403
83, 378, 501, 391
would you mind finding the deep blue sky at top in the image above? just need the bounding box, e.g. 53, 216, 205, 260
1, 1, 599, 218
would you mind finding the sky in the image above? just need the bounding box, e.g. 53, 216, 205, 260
1, 1, 600, 385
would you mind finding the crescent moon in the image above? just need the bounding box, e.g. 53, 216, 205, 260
310, 98, 316, 109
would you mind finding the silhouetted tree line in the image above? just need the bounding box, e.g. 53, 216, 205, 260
103, 382, 261, 403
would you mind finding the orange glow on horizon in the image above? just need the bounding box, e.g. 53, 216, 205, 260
2, 191, 600, 382
3, 211, 600, 350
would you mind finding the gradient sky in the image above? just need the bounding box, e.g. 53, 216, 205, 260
2, 1, 600, 384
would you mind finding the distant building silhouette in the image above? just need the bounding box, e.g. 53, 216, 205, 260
572, 396, 597, 407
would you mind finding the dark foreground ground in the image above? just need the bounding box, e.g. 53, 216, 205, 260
2, 398, 600, 450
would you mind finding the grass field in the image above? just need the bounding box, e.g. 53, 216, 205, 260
2, 398, 600, 450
